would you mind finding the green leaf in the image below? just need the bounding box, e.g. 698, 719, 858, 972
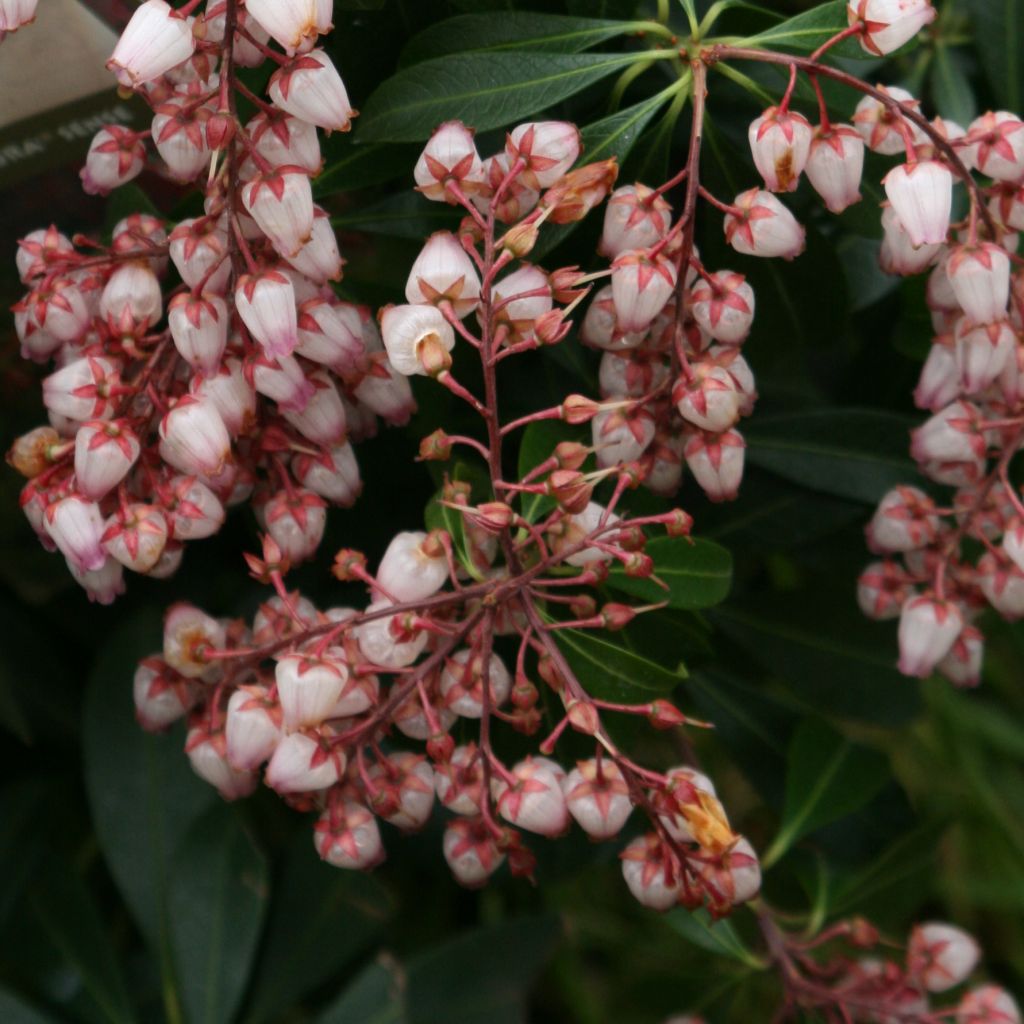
0, 988, 59, 1024
545, 611, 686, 701
930, 44, 976, 127
607, 537, 733, 610
965, 0, 1023, 112
405, 916, 561, 1024
332, 191, 460, 239
424, 462, 489, 581
243, 831, 396, 1024
314, 142, 420, 197
169, 807, 269, 1024
400, 13, 637, 65
743, 409, 917, 505
667, 908, 766, 969
359, 51, 660, 142
764, 721, 889, 866
82, 611, 217, 1018
515, 419, 584, 524
580, 82, 681, 166
315, 962, 405, 1024
739, 1, 872, 57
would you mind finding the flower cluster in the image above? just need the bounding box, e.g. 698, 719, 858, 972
7, 0, 413, 603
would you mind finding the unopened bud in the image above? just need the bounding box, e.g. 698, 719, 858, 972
472, 501, 514, 534
534, 308, 570, 345
566, 699, 599, 734
7, 426, 62, 478
618, 525, 645, 551
512, 676, 539, 709
569, 594, 597, 619
537, 652, 565, 691
206, 112, 236, 152
555, 441, 588, 470
623, 552, 653, 578
544, 159, 619, 224
664, 509, 693, 537
419, 428, 452, 461
549, 265, 588, 303
601, 602, 637, 631
561, 394, 601, 424
332, 547, 368, 581
508, 706, 542, 735
648, 699, 688, 729
848, 917, 879, 948
547, 468, 593, 513
500, 219, 540, 257
427, 731, 455, 763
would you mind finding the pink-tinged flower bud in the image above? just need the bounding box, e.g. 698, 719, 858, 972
556, 501, 620, 567
897, 594, 963, 676
248, 111, 322, 174
621, 834, 681, 911
915, 333, 961, 410
979, 551, 1024, 619
439, 648, 511, 718
42, 356, 121, 422
285, 209, 343, 284
103, 503, 168, 573
748, 107, 813, 192
1004, 518, 1024, 573
581, 285, 644, 352
434, 744, 484, 815
355, 599, 429, 669
264, 488, 327, 564
443, 817, 504, 887
314, 800, 384, 869
376, 530, 448, 602
938, 625, 984, 687
16, 226, 74, 285
724, 188, 805, 260
880, 206, 942, 276
599, 349, 671, 399
684, 429, 745, 502
564, 759, 631, 839
352, 354, 416, 425
848, 0, 936, 55
151, 100, 210, 182
191, 358, 256, 436
472, 153, 539, 223
236, 270, 299, 358
909, 922, 981, 993
168, 292, 228, 374
366, 752, 435, 831
610, 250, 676, 332
0, 0, 37, 34
74, 420, 139, 500
805, 123, 864, 213
506, 120, 581, 189
405, 231, 481, 317
393, 681, 456, 741
673, 365, 742, 433
296, 299, 364, 371
242, 167, 315, 259
245, 0, 319, 54
17, 279, 91, 343
101, 261, 163, 334
79, 126, 145, 196
853, 87, 920, 155
281, 370, 347, 446
293, 442, 361, 506
160, 396, 231, 477
380, 303, 455, 376
866, 485, 940, 553
266, 729, 344, 792
414, 121, 484, 202
592, 406, 656, 468
657, 766, 722, 843
67, 555, 125, 604
186, 725, 258, 800
169, 217, 231, 295
268, 49, 355, 134
249, 352, 314, 410
107, 0, 195, 89
954, 318, 1015, 394
964, 112, 1024, 183
491, 264, 553, 342
164, 603, 225, 679
947, 243, 1011, 324
225, 685, 282, 770
990, 184, 1024, 233
599, 183, 672, 259
910, 400, 986, 465
45, 495, 106, 572
494, 758, 569, 837
275, 650, 348, 731
858, 560, 913, 620
134, 657, 195, 731
884, 159, 952, 247
689, 271, 755, 345
957, 985, 1022, 1024
695, 836, 762, 908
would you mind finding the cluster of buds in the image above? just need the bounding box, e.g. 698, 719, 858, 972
6, 0, 415, 602
126, 114, 768, 915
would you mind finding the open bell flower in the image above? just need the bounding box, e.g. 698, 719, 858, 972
245, 0, 320, 55
883, 159, 953, 247
610, 250, 677, 332
236, 270, 299, 358
806, 123, 865, 213
242, 167, 315, 259
724, 189, 805, 259
0, 0, 38, 34
897, 594, 963, 677
848, 0, 937, 56
268, 49, 355, 134
405, 231, 481, 317
45, 495, 107, 573
159, 396, 232, 477
748, 106, 813, 193
106, 0, 195, 89
380, 303, 455, 376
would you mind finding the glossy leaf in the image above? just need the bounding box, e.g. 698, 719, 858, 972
607, 537, 733, 610
359, 51, 657, 142
740, 1, 872, 57
314, 143, 420, 197
315, 961, 405, 1024
966, 0, 1024, 112
667, 908, 766, 969
931, 44, 976, 127
764, 721, 890, 866
0, 988, 58, 1024
169, 807, 268, 1024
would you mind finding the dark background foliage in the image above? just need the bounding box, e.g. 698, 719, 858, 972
1, 1, 1023, 1021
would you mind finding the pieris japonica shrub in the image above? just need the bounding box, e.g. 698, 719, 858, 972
3, 0, 1024, 1021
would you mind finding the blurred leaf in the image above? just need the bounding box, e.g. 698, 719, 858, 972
337, 0, 385, 8
244, 831, 396, 1024
82, 612, 217, 1016
315, 143, 420, 197
744, 409, 917, 504
400, 13, 636, 65
424, 462, 488, 581
0, 988, 58, 1024
765, 721, 890, 865
28, 854, 137, 1024
169, 807, 268, 1024
333, 191, 460, 239
0, 779, 60, 931
931, 44, 976, 127
965, 0, 1023, 112
316, 961, 405, 1024
359, 51, 657, 142
103, 184, 160, 238
607, 537, 733, 610
740, 1, 875, 58
667, 908, 766, 969
405, 915, 561, 1024
836, 236, 898, 312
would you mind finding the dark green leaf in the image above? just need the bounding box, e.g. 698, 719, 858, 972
516, 419, 584, 524
400, 13, 636, 65
169, 807, 269, 1024
744, 409, 917, 504
580, 83, 680, 165
739, 1, 874, 57
965, 0, 1023, 112
0, 988, 58, 1024
667, 908, 766, 969
607, 537, 733, 610
315, 961, 405, 1024
314, 142, 420, 197
931, 44, 976, 127
332, 191, 459, 239
765, 721, 889, 865
359, 51, 659, 142
405, 916, 561, 1024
